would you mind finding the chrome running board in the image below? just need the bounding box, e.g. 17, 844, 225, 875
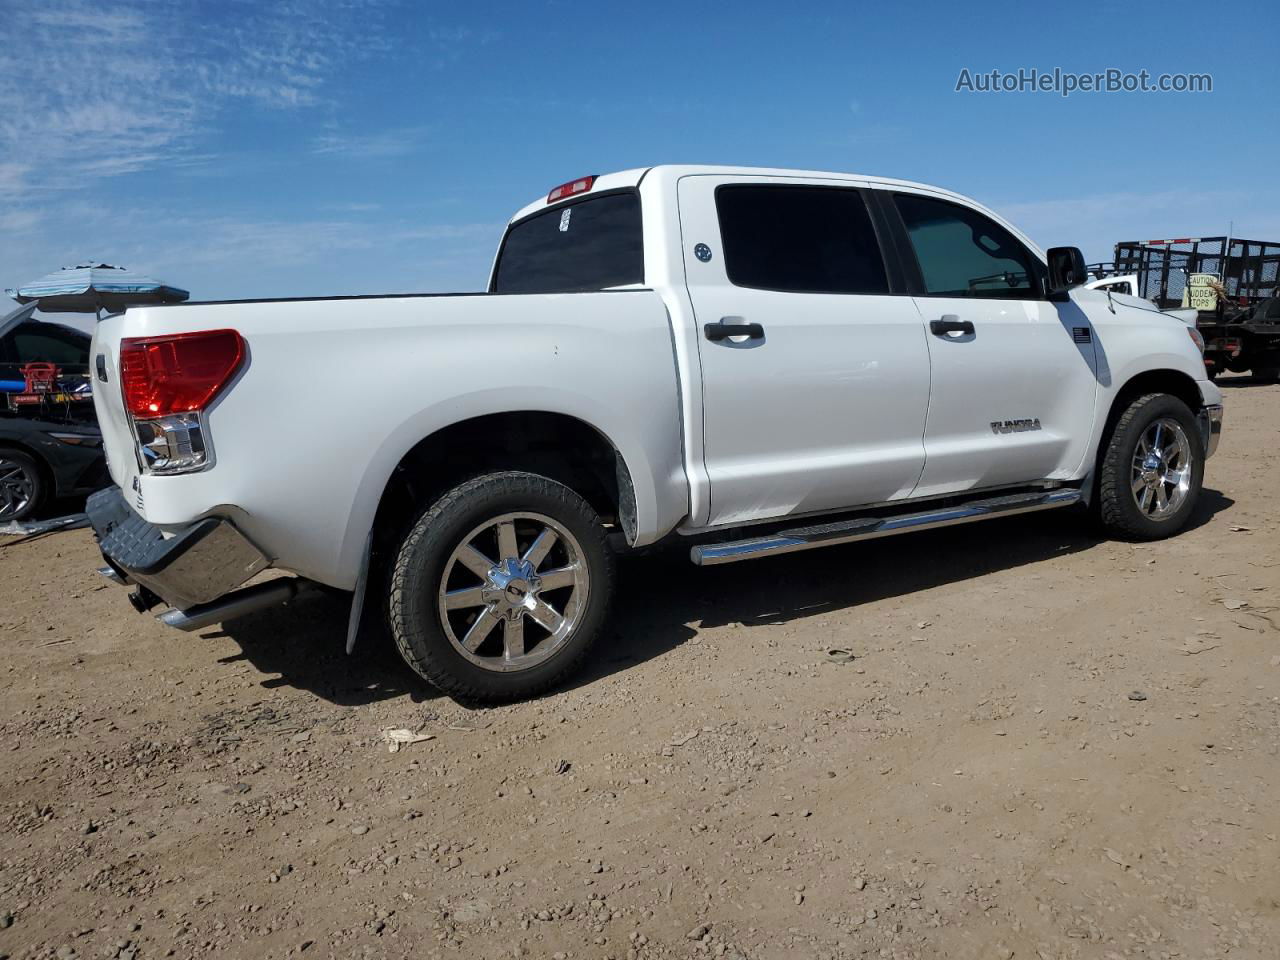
690, 488, 1081, 566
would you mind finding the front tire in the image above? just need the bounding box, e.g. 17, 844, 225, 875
0, 449, 45, 523
1098, 393, 1203, 540
389, 471, 614, 703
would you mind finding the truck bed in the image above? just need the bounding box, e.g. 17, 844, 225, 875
90, 290, 686, 589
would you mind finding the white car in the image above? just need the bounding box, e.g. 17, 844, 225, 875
1085, 273, 1202, 329
1085, 273, 1141, 297
87, 166, 1223, 701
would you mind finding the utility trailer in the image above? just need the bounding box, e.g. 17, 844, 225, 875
1106, 237, 1280, 381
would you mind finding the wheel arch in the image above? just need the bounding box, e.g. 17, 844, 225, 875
335, 407, 655, 597
1095, 368, 1206, 473
375, 409, 635, 528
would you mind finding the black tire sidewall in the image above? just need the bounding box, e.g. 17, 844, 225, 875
0, 449, 44, 522
1100, 394, 1204, 539
390, 472, 614, 702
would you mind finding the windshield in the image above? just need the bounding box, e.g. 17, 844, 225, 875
492, 192, 643, 294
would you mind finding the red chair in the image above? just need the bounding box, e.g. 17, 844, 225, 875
20, 362, 60, 394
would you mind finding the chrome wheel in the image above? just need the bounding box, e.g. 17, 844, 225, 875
437, 511, 589, 673
0, 457, 36, 521
1130, 417, 1193, 521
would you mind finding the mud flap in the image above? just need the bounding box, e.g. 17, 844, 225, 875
345, 529, 374, 654
1078, 469, 1095, 508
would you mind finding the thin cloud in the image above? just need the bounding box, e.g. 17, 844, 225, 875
426, 24, 500, 65
0, 205, 499, 299
0, 0, 399, 198
997, 189, 1279, 262
311, 127, 433, 159
158, 217, 496, 267
149, 216, 500, 296
323, 202, 384, 213
0, 209, 42, 232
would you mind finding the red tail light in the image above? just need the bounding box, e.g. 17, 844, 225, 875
547, 175, 596, 204
120, 330, 244, 417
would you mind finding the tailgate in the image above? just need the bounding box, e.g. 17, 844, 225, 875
89, 313, 144, 509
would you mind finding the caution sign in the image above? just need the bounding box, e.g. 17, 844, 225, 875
1185, 273, 1219, 311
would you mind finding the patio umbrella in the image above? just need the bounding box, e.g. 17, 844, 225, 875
6, 263, 189, 313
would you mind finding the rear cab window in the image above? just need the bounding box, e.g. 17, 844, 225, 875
492, 192, 643, 294
715, 185, 889, 294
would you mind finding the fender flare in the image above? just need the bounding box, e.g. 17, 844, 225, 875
334, 387, 661, 585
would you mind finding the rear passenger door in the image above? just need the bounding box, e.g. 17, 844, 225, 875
678, 176, 932, 526
880, 190, 1099, 496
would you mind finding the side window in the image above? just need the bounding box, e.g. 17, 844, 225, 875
11, 327, 90, 368
715, 186, 889, 294
894, 193, 1040, 299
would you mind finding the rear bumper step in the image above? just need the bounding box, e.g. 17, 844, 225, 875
690, 488, 1082, 566
87, 486, 270, 610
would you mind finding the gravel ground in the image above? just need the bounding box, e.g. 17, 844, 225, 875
1, 376, 1277, 960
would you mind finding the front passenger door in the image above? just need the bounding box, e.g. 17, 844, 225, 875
886, 191, 1099, 497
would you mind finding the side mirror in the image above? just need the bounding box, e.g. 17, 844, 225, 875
1046, 246, 1087, 301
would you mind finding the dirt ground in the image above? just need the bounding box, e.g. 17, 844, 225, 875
2, 376, 1277, 960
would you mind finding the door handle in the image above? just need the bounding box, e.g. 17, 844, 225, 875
704, 320, 765, 342
930, 315, 974, 337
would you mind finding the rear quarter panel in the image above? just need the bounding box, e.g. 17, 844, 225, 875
96, 292, 687, 588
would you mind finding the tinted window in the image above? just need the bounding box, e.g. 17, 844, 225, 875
895, 194, 1039, 299
493, 192, 643, 294
10, 326, 90, 368
715, 186, 888, 294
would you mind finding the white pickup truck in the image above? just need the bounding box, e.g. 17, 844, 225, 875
87, 165, 1223, 702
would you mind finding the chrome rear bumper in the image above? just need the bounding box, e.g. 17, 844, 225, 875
87, 487, 270, 611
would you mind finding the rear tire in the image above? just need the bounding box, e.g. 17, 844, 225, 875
389, 471, 614, 703
1098, 393, 1203, 541
0, 449, 45, 523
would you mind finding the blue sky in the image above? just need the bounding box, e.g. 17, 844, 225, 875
2, 0, 1276, 306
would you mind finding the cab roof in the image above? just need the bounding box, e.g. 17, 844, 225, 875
508, 165, 1041, 258
510, 164, 980, 222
